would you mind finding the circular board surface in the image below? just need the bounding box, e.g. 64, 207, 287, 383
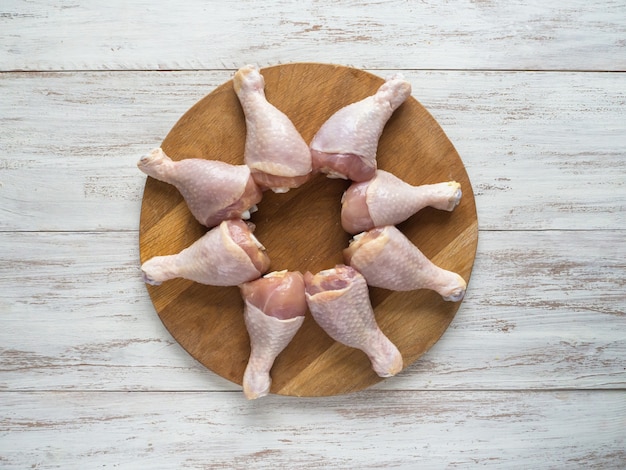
139, 63, 478, 397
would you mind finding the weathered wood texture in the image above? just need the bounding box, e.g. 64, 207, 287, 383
1, 70, 624, 232
2, 230, 624, 392
1, 1, 625, 71
1, 391, 625, 469
1, 0, 625, 467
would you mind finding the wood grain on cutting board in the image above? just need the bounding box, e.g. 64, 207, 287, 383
139, 63, 478, 396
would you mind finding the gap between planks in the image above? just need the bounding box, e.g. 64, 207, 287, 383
2, 68, 626, 74
1, 388, 625, 394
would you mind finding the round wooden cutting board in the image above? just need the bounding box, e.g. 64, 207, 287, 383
139, 63, 478, 397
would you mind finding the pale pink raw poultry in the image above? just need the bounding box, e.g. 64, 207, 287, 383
233, 65, 312, 193
309, 74, 412, 182
141, 219, 270, 286
304, 265, 402, 377
341, 169, 462, 234
138, 147, 262, 228
240, 271, 307, 399
344, 225, 466, 302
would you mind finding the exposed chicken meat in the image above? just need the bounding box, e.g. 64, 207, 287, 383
309, 74, 411, 182
341, 170, 462, 234
344, 226, 466, 302
304, 265, 402, 377
233, 65, 312, 193
137, 148, 262, 228
240, 270, 307, 399
141, 219, 270, 286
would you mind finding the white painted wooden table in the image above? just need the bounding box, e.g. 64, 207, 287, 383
1, 1, 625, 468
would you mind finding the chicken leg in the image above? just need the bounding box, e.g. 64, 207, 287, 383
141, 219, 270, 286
233, 65, 312, 193
309, 74, 412, 182
138, 147, 262, 228
341, 169, 462, 234
344, 225, 466, 301
240, 271, 306, 399
304, 265, 402, 377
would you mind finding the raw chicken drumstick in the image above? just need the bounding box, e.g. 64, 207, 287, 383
304, 265, 403, 377
141, 219, 270, 286
233, 65, 312, 193
341, 169, 462, 234
309, 74, 412, 182
138, 147, 262, 228
344, 225, 466, 302
240, 271, 307, 399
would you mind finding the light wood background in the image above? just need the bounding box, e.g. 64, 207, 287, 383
1, 1, 625, 468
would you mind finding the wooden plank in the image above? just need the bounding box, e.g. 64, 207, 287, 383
1, 1, 625, 71
0, 390, 624, 468
0, 71, 229, 232
386, 229, 626, 390
1, 230, 624, 392
415, 71, 626, 231
1, 70, 625, 232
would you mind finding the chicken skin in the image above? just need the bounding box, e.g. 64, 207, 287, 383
304, 265, 402, 377
309, 74, 412, 182
240, 271, 307, 399
141, 219, 270, 286
344, 226, 466, 302
138, 147, 262, 228
233, 65, 312, 193
341, 170, 462, 234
